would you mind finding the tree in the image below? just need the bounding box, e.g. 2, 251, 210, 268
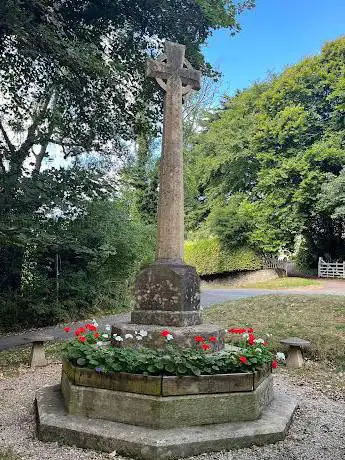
1, 1, 257, 327
185, 36, 345, 265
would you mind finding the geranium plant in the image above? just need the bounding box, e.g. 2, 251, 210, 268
63, 322, 280, 377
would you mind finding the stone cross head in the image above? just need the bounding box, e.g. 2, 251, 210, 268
147, 41, 201, 95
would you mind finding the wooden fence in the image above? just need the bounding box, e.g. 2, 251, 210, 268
318, 257, 345, 278
262, 256, 288, 272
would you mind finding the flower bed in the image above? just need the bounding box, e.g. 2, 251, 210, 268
62, 322, 283, 380
62, 359, 271, 396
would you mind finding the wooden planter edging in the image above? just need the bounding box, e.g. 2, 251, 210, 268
62, 360, 271, 397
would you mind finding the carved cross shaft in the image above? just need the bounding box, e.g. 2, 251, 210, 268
147, 41, 201, 262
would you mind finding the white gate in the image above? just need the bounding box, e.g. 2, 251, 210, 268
318, 257, 345, 278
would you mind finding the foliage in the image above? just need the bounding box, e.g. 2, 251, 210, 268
185, 36, 345, 265
184, 238, 261, 275
0, 0, 254, 172
120, 134, 159, 225
0, 199, 156, 332
63, 323, 274, 376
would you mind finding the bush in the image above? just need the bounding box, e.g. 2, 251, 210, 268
184, 238, 262, 276
0, 200, 156, 332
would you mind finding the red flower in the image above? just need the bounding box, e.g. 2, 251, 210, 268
228, 328, 247, 334
161, 330, 171, 337
94, 332, 100, 339
75, 327, 86, 336
248, 333, 256, 345
209, 336, 217, 342
64, 327, 71, 332
194, 335, 205, 343
78, 336, 86, 343
201, 344, 211, 351
239, 356, 248, 364
247, 327, 254, 333
272, 360, 278, 369
85, 323, 97, 331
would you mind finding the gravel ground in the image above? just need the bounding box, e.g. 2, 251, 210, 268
1, 364, 345, 460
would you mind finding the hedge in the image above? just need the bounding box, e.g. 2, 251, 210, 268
184, 238, 262, 276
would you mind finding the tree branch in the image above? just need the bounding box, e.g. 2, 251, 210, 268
0, 158, 5, 174
0, 120, 15, 155
18, 87, 55, 157
34, 121, 55, 172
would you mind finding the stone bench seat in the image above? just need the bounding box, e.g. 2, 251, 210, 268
24, 335, 54, 367
280, 337, 311, 369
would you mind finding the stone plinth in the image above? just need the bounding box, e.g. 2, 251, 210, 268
36, 385, 297, 460
61, 372, 273, 428
112, 322, 224, 350
133, 261, 201, 326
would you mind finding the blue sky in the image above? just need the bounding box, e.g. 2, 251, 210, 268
203, 0, 345, 96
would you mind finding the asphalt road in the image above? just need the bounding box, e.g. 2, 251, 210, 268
0, 287, 342, 350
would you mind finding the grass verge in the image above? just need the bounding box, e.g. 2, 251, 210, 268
205, 294, 345, 395
0, 342, 64, 378
205, 294, 345, 365
237, 277, 321, 289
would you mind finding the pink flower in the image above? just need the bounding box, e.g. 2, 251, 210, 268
161, 330, 171, 337
64, 327, 71, 332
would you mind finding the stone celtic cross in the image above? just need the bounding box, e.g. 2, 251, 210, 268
147, 41, 201, 262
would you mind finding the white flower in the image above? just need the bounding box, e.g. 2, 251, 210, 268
102, 334, 109, 339
134, 330, 138, 335
166, 334, 174, 341
139, 330, 148, 337
125, 333, 134, 339
105, 325, 111, 331
242, 333, 249, 339
115, 335, 123, 342
96, 341, 103, 347
276, 352, 286, 361
255, 348, 262, 353
255, 338, 265, 344
92, 319, 99, 327
136, 335, 143, 341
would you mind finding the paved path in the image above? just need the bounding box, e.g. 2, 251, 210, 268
0, 286, 344, 351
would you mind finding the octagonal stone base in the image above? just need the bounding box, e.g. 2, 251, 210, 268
36, 385, 297, 460
61, 372, 273, 428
